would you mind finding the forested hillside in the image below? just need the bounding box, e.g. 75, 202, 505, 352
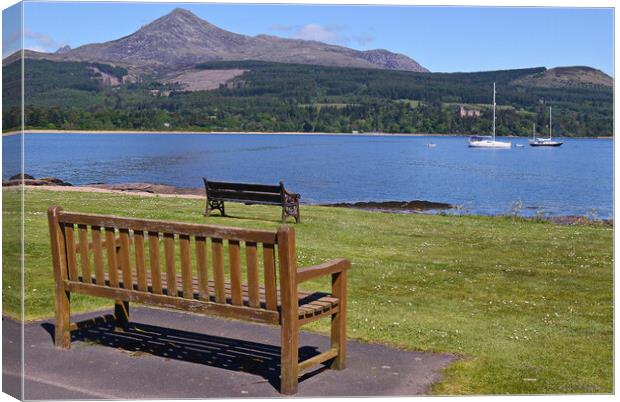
2, 59, 613, 136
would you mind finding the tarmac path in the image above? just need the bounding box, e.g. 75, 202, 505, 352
3, 307, 456, 399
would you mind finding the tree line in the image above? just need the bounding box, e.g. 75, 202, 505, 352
2, 59, 612, 136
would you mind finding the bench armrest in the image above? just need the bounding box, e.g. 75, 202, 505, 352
297, 258, 350, 283
282, 187, 301, 200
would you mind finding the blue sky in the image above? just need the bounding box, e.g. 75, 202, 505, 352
3, 2, 614, 75
2, 2, 21, 58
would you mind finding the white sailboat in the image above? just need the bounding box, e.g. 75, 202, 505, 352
529, 106, 563, 147
468, 83, 512, 149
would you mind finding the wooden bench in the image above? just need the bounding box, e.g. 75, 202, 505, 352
47, 206, 349, 394
203, 178, 301, 223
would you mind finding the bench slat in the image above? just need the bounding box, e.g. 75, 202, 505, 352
195, 236, 209, 301
180, 234, 193, 299
104, 228, 118, 287
209, 197, 283, 206
119, 229, 133, 290
78, 225, 91, 282
148, 232, 162, 294
64, 224, 79, 281
58, 212, 277, 244
246, 242, 260, 308
134, 231, 147, 292
229, 240, 243, 306
163, 233, 177, 296
212, 238, 226, 303
91, 226, 105, 285
206, 181, 282, 194
207, 190, 283, 205
263, 244, 277, 311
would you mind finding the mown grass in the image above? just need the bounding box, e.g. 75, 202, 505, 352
2, 188, 613, 395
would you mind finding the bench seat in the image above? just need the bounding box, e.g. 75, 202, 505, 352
74, 271, 339, 321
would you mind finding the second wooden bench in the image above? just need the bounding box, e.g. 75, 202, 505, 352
203, 178, 301, 223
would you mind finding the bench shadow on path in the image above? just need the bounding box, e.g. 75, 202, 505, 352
41, 320, 325, 391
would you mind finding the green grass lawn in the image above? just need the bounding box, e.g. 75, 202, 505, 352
2, 188, 613, 395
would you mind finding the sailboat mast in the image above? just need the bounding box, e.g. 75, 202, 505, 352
492, 82, 496, 140
549, 106, 552, 139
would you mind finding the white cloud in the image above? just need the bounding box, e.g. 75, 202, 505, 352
267, 23, 375, 47
293, 23, 347, 45
24, 28, 66, 52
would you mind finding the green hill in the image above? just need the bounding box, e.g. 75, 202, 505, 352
510, 66, 613, 89
2, 59, 613, 136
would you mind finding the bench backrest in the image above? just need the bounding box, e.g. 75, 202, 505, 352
204, 178, 285, 205
47, 206, 298, 324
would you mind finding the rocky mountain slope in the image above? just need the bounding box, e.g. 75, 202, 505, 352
10, 8, 428, 74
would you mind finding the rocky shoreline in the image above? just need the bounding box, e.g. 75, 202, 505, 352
322, 200, 453, 212
3, 175, 612, 226
3, 174, 72, 187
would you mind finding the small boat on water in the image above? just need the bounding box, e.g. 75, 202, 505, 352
468, 136, 511, 148
468, 83, 512, 149
427, 143, 437, 148
529, 107, 563, 147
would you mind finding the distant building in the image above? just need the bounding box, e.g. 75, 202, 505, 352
459, 106, 481, 118
149, 89, 171, 97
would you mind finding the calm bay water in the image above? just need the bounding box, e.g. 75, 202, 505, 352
4, 133, 613, 218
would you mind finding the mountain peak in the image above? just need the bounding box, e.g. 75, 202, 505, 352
144, 7, 218, 32
158, 8, 206, 23
169, 7, 195, 16
48, 8, 429, 73
55, 45, 72, 54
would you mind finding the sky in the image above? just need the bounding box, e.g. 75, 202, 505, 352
2, 2, 614, 75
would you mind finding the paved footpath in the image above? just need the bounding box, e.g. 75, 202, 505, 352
3, 307, 456, 399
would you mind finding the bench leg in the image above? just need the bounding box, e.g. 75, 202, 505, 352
295, 203, 300, 224
281, 204, 300, 224
54, 287, 71, 349
280, 320, 299, 394
205, 200, 225, 217
330, 271, 347, 370
114, 300, 129, 331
